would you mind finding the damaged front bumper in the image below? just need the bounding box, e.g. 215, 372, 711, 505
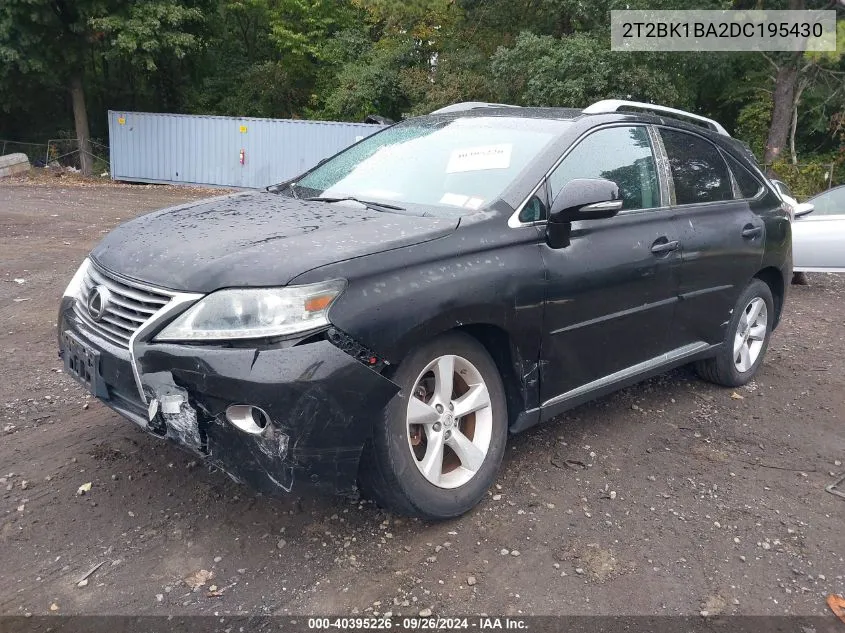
58, 297, 399, 495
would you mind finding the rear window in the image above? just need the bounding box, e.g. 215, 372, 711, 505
725, 154, 764, 199
660, 128, 733, 205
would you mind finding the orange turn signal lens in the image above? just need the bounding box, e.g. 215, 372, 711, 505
304, 294, 334, 312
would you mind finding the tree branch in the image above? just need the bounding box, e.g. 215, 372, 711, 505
759, 52, 781, 72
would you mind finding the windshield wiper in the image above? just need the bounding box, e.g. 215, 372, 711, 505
305, 196, 406, 213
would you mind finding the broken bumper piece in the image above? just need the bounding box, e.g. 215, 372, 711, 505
58, 298, 399, 495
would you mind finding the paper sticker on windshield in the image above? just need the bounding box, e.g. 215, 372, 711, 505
439, 193, 470, 207
465, 197, 484, 210
446, 144, 512, 173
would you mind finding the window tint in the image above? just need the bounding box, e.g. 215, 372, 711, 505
725, 153, 764, 199
808, 186, 845, 216
660, 129, 733, 205
519, 194, 547, 223
548, 126, 659, 211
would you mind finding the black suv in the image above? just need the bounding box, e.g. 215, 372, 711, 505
58, 100, 791, 519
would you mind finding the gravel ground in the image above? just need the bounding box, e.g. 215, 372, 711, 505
1, 180, 843, 618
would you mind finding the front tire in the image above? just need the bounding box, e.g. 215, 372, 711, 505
696, 278, 774, 387
358, 332, 508, 519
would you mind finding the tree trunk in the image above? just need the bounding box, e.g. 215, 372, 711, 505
764, 65, 799, 166
789, 80, 807, 165
763, 0, 806, 168
70, 75, 93, 176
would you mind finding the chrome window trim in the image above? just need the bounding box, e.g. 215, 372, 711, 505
720, 150, 767, 202
654, 124, 769, 208
508, 123, 663, 228
508, 179, 548, 228
648, 125, 674, 206
727, 165, 742, 199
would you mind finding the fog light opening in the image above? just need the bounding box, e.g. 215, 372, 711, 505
251, 407, 269, 430
225, 405, 270, 435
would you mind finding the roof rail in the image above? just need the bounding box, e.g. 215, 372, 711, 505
583, 100, 730, 137
430, 101, 521, 115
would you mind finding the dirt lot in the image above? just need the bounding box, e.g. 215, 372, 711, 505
1, 178, 843, 618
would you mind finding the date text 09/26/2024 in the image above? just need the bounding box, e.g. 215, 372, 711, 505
307, 617, 528, 630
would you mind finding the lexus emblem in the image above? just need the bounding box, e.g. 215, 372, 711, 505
87, 285, 112, 322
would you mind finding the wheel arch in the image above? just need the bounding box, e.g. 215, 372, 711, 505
382, 320, 539, 428
453, 324, 530, 428
754, 266, 785, 328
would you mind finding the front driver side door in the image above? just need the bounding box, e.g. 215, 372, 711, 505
793, 185, 845, 271
538, 125, 681, 405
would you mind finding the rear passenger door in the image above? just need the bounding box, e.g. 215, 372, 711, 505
538, 125, 681, 403
659, 128, 765, 349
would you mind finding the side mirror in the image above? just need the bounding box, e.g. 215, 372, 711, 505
549, 178, 622, 223
794, 202, 814, 218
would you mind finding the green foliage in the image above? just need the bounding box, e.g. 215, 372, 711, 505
490, 32, 683, 108
0, 0, 96, 81
769, 159, 838, 199
90, 2, 204, 71
0, 0, 843, 199
318, 38, 416, 121
735, 97, 773, 160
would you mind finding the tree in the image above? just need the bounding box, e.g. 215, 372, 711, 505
490, 32, 685, 108
0, 0, 205, 174
758, 0, 844, 165
1, 1, 99, 173
0, 0, 842, 190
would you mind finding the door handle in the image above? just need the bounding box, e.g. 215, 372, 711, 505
651, 239, 680, 254
741, 225, 763, 239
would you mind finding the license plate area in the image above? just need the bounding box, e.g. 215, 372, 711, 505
62, 331, 106, 398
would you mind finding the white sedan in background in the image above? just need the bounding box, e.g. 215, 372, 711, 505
792, 184, 845, 273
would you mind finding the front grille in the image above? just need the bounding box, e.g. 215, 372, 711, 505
74, 263, 173, 348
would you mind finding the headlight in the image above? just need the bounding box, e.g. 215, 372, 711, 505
63, 258, 91, 299
155, 280, 346, 341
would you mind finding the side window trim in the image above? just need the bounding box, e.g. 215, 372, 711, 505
648, 125, 675, 207
655, 124, 740, 209
720, 149, 766, 201
509, 123, 665, 228
509, 178, 549, 227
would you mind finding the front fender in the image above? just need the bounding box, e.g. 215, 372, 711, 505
291, 218, 546, 415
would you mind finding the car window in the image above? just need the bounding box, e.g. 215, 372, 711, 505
519, 194, 547, 223
808, 186, 845, 216
548, 126, 660, 212
660, 128, 733, 205
291, 116, 566, 216
724, 154, 764, 199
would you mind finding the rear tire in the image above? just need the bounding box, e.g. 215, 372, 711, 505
358, 332, 508, 519
695, 279, 774, 387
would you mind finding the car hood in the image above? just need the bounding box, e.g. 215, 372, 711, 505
91, 191, 459, 293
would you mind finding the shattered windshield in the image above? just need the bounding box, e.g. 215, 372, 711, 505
288, 116, 567, 216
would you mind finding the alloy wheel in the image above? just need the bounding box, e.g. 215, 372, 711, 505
406, 354, 493, 489
734, 297, 768, 373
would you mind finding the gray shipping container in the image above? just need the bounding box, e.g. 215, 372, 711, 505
108, 111, 385, 189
